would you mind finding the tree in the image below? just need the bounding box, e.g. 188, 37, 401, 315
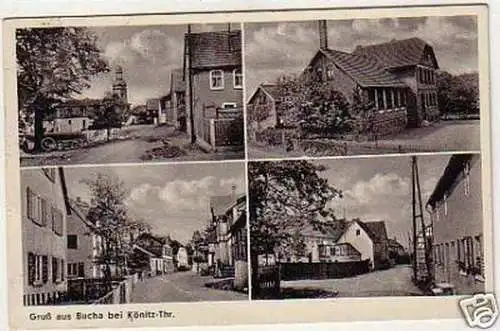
92, 92, 124, 141
248, 160, 342, 297
82, 173, 145, 292
16, 27, 109, 152
273, 73, 355, 137
437, 70, 479, 115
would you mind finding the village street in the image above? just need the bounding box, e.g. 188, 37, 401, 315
280, 265, 423, 298
131, 271, 248, 303
20, 124, 244, 166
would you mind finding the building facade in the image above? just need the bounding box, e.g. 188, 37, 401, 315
246, 83, 280, 133
354, 37, 440, 127
184, 28, 244, 150
427, 153, 484, 295
22, 167, 68, 306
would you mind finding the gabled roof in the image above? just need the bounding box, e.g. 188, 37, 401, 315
171, 68, 185, 93
302, 219, 347, 242
186, 30, 242, 70
357, 220, 388, 243
247, 83, 280, 105
133, 244, 161, 258
210, 193, 245, 216
353, 37, 439, 69
316, 48, 407, 88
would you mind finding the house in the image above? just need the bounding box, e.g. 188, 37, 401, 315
279, 219, 347, 263
426, 153, 483, 295
133, 233, 175, 276
335, 219, 390, 270
353, 37, 440, 126
388, 238, 406, 258
65, 197, 100, 280
184, 28, 244, 150
44, 66, 130, 133
170, 68, 187, 130
209, 186, 248, 289
304, 21, 411, 137
145, 98, 161, 125
176, 247, 189, 270
22, 167, 68, 306
246, 83, 281, 132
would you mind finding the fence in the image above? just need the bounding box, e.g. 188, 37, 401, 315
280, 260, 370, 281
202, 118, 244, 150
91, 273, 138, 305
83, 128, 121, 144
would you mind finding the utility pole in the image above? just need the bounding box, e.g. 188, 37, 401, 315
411, 156, 418, 282
187, 24, 196, 144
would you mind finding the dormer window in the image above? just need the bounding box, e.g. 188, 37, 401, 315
233, 69, 243, 89
209, 70, 224, 90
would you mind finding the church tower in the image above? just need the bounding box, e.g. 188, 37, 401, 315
112, 65, 128, 104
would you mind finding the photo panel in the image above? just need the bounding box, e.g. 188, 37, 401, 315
17, 22, 245, 167
244, 16, 481, 159
248, 153, 485, 300
20, 161, 249, 306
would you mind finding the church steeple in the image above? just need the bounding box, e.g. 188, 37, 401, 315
112, 65, 128, 104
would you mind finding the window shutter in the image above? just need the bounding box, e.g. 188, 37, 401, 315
26, 187, 32, 219
61, 259, 65, 281
27, 253, 35, 285
52, 257, 58, 282
42, 256, 48, 283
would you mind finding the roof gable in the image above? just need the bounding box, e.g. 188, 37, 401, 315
247, 83, 278, 105
315, 49, 407, 88
353, 37, 439, 69
186, 30, 242, 70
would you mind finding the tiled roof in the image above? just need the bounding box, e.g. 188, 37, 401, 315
302, 219, 347, 242
186, 30, 242, 69
171, 68, 185, 93
353, 37, 436, 69
357, 220, 388, 242
320, 48, 407, 88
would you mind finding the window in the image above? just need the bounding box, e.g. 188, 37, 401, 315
356, 229, 361, 236
258, 93, 267, 104
67, 235, 78, 249
26, 187, 43, 226
68, 119, 72, 125
233, 69, 243, 89
222, 103, 237, 109
420, 94, 426, 108
52, 207, 63, 236
82, 120, 86, 129
443, 194, 448, 216
78, 262, 85, 278
209, 70, 224, 90
464, 161, 471, 196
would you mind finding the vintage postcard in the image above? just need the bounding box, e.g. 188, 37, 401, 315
2, 3, 495, 331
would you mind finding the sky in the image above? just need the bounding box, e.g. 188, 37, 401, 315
62, 161, 246, 244
310, 153, 478, 250
78, 23, 240, 107
244, 15, 478, 100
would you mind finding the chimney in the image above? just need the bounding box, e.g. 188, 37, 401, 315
318, 20, 328, 50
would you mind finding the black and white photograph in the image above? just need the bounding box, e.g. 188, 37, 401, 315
245, 17, 480, 158
249, 153, 483, 299
21, 162, 249, 305
18, 23, 244, 167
